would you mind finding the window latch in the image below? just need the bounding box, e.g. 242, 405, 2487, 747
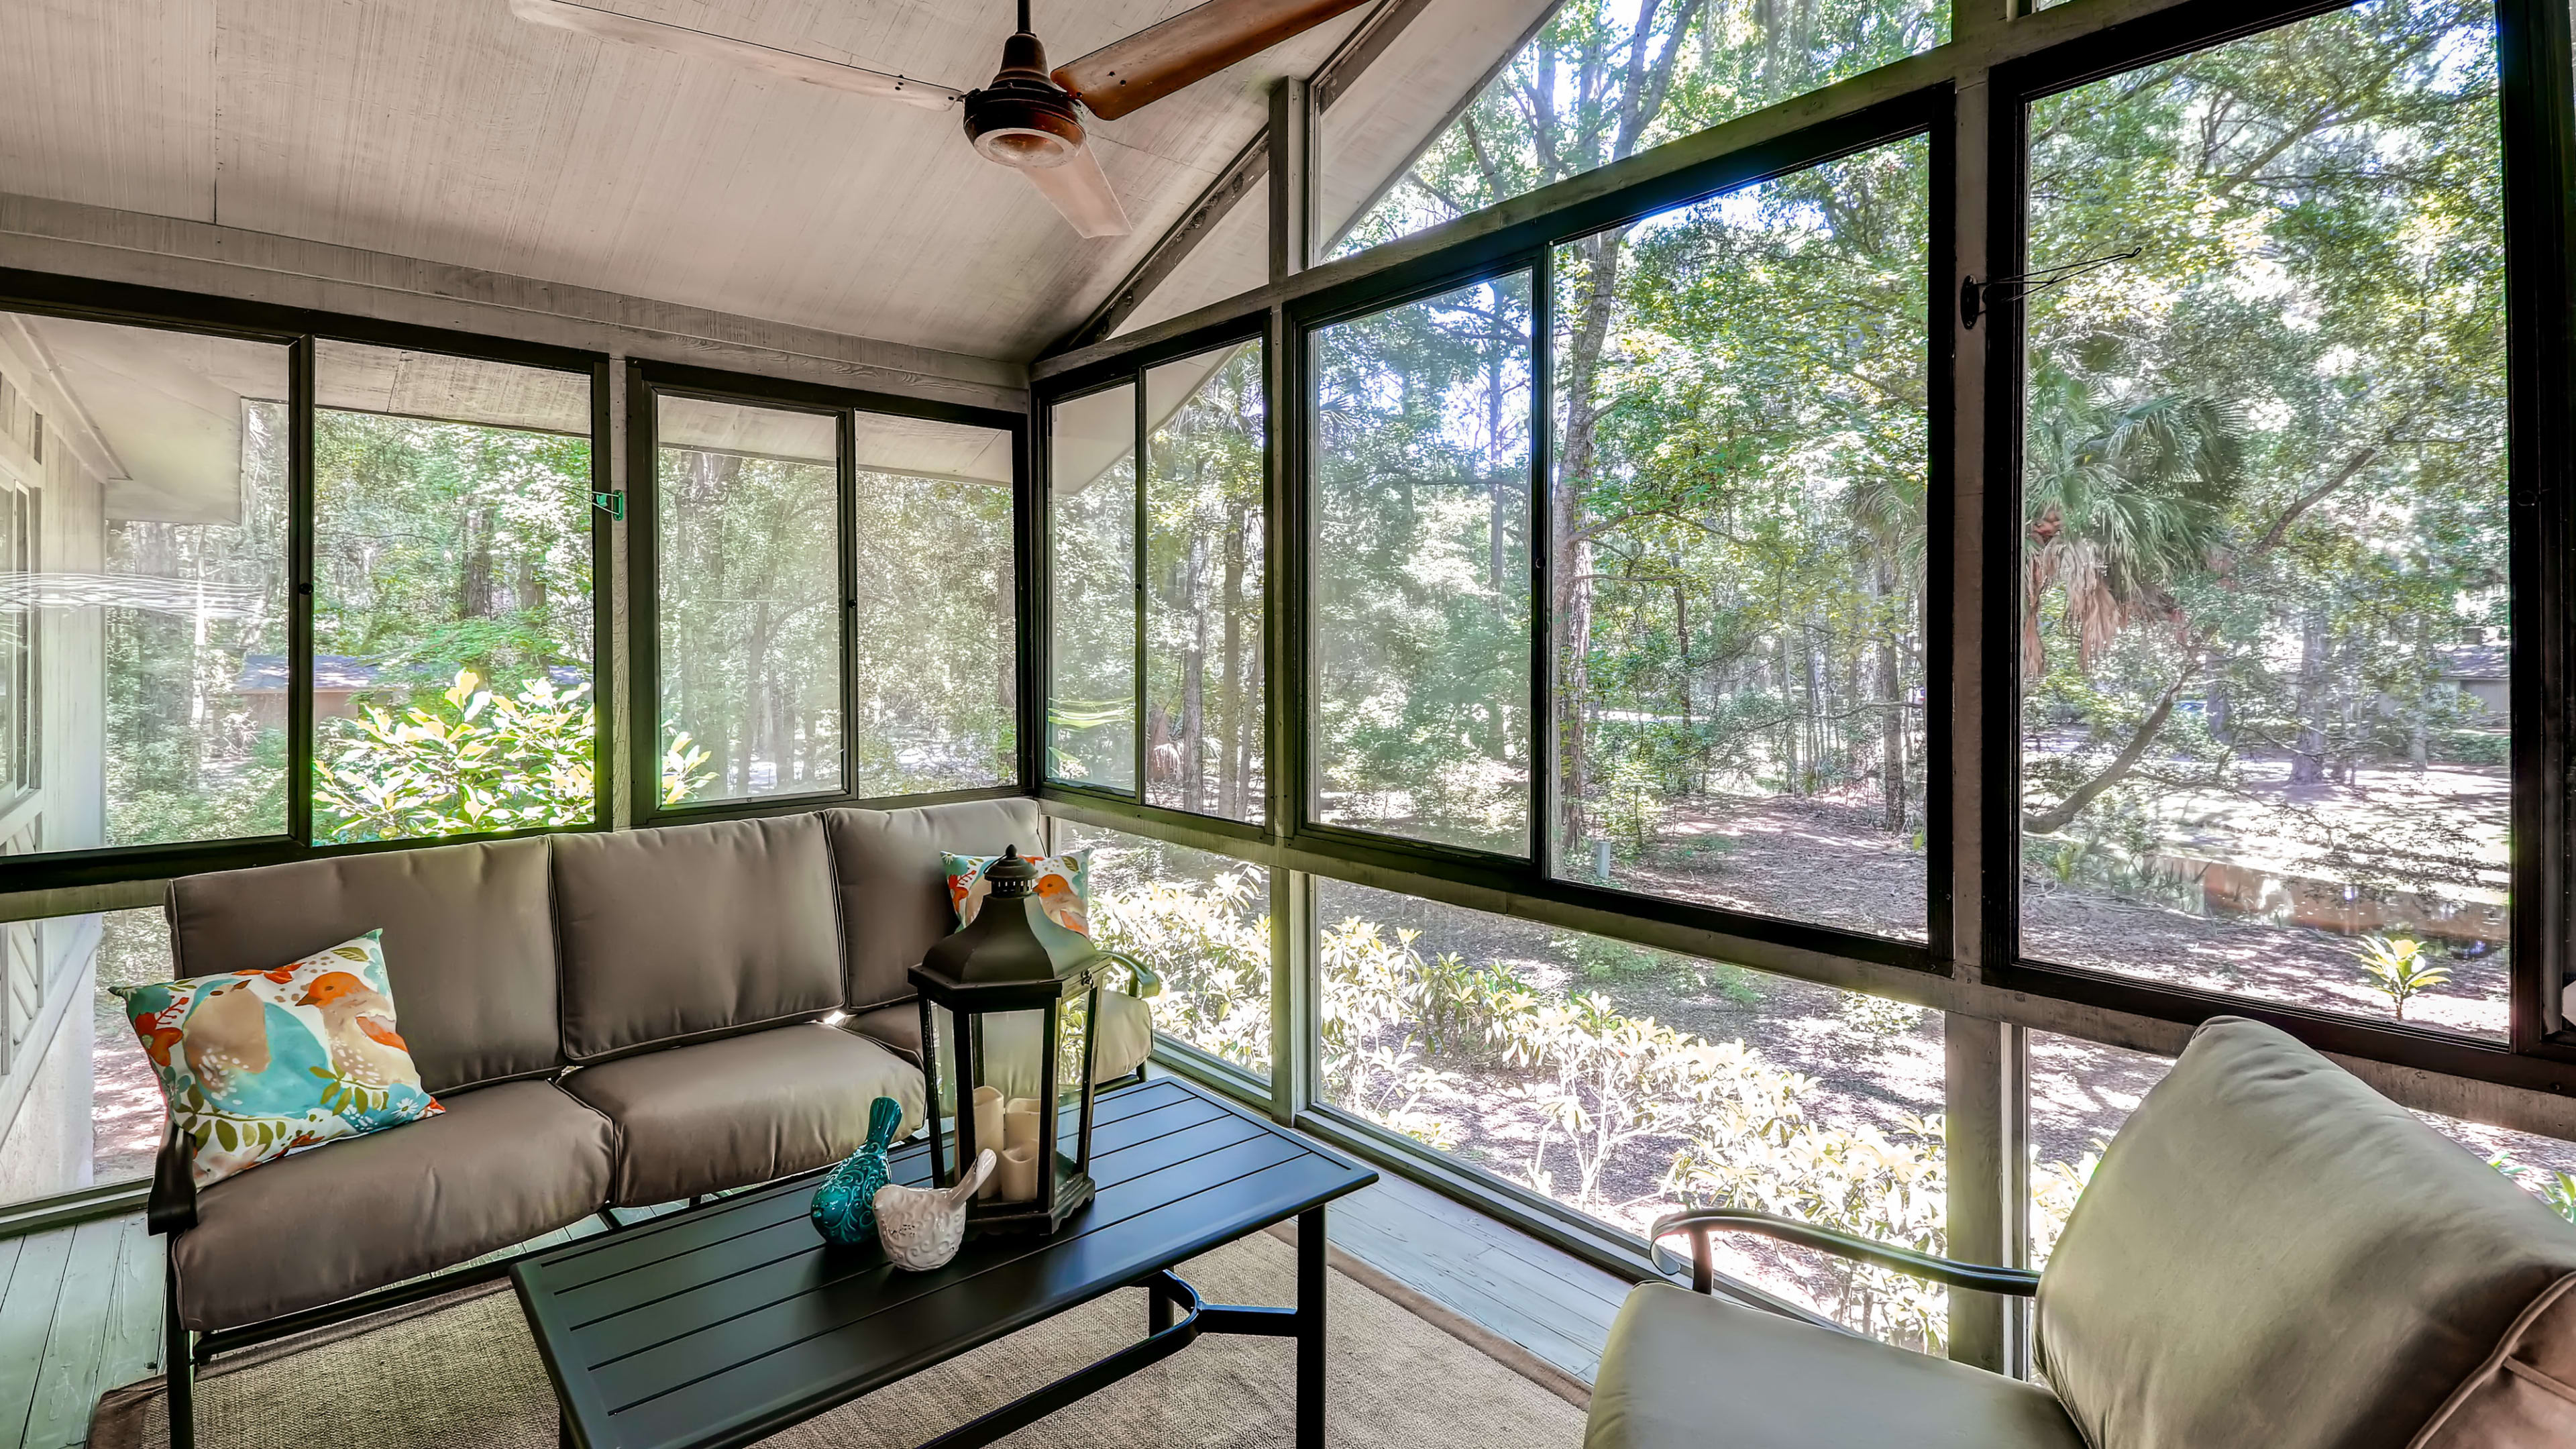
591, 490, 625, 521
1962, 247, 2141, 329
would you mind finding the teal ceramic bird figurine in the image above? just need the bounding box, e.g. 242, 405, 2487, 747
811, 1096, 905, 1246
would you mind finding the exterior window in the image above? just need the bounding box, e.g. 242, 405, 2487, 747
1330, 0, 1947, 258
1549, 138, 1929, 938
312, 342, 596, 842
1311, 274, 1534, 855
1316, 877, 1945, 1347
1047, 383, 1138, 793
1145, 342, 1267, 821
0, 312, 290, 853
1057, 820, 1272, 1075
2019, 0, 2510, 1035
849, 413, 1018, 798
655, 395, 843, 805
0, 908, 170, 1209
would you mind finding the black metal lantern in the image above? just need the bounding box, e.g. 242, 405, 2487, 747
912, 847, 1104, 1234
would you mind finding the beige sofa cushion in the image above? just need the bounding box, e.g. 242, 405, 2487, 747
1587, 1285, 2083, 1449
2037, 1016, 2576, 1449
822, 799, 1044, 1010
164, 836, 560, 1095
561, 1022, 925, 1207
172, 1079, 614, 1332
551, 814, 844, 1062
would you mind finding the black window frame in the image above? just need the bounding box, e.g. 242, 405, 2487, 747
1980, 0, 2576, 1074
0, 268, 620, 893
625, 357, 1033, 830
1034, 313, 1278, 849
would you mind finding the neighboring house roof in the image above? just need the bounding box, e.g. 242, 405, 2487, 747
231, 655, 587, 694
2436, 644, 2508, 682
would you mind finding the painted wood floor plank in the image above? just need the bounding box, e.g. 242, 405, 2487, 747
0, 1229, 74, 1449
1326, 1209, 1607, 1378
0, 1226, 78, 1449
1360, 1175, 1633, 1314
98, 1217, 161, 1394
25, 1217, 127, 1449
1334, 1185, 1626, 1333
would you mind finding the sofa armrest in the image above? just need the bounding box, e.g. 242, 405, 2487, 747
148, 1121, 198, 1237
1091, 949, 1162, 999
1650, 1206, 2039, 1298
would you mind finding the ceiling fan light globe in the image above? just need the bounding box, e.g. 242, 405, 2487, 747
973, 124, 1079, 169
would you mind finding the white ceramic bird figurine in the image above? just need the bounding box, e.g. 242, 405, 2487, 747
874, 1149, 994, 1271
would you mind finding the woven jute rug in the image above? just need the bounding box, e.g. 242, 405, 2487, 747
90, 1224, 1589, 1448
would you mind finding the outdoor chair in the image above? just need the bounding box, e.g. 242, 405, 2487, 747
1586, 1016, 2576, 1448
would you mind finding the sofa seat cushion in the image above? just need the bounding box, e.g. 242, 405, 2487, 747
172, 1079, 613, 1333
1587, 1285, 2084, 1449
846, 993, 1154, 1085
564, 1022, 926, 1207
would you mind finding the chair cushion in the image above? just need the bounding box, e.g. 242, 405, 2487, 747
164, 835, 559, 1095
822, 799, 1044, 1011
847, 992, 1153, 1087
1587, 1285, 2084, 1449
561, 1022, 926, 1207
2037, 1016, 2576, 1449
172, 1079, 613, 1333
551, 814, 844, 1062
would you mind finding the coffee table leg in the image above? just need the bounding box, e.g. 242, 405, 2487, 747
1297, 1205, 1326, 1449
1148, 1279, 1175, 1334
559, 1405, 575, 1449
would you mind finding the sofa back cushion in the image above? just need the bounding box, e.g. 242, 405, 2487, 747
551, 814, 843, 1062
823, 798, 1045, 1010
164, 837, 559, 1095
2035, 1016, 2576, 1449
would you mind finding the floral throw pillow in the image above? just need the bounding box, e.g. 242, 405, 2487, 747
113, 930, 443, 1188
943, 848, 1092, 937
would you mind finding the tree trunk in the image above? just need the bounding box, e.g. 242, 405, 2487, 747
1220, 502, 1246, 818
2291, 607, 2329, 785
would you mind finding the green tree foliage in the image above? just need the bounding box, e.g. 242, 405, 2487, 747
1144, 345, 1267, 818
2019, 0, 2507, 893
851, 464, 1018, 798
1312, 278, 1534, 851
659, 443, 841, 800
313, 409, 593, 841
1336, 0, 1945, 256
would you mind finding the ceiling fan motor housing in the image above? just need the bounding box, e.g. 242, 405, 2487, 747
964, 32, 1085, 169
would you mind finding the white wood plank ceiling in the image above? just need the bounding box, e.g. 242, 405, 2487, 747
0, 1, 1407, 363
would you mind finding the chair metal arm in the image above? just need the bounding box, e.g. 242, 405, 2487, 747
1651, 1206, 2040, 1298
148, 1122, 198, 1237
1092, 949, 1163, 999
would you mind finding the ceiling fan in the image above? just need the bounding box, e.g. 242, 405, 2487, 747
511, 0, 1376, 239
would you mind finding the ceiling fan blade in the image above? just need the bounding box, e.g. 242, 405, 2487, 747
1052, 0, 1377, 121
510, 0, 965, 112
1018, 142, 1132, 239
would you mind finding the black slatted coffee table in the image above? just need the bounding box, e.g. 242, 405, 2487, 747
512, 1077, 1376, 1449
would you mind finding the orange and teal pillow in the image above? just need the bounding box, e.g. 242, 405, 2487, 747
943, 848, 1092, 937
113, 930, 443, 1188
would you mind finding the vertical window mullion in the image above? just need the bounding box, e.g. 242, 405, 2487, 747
1134, 375, 1150, 803
625, 368, 661, 824
287, 335, 315, 847
837, 407, 860, 808
2497, 0, 2576, 1046
590, 360, 617, 831
1531, 248, 1555, 885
